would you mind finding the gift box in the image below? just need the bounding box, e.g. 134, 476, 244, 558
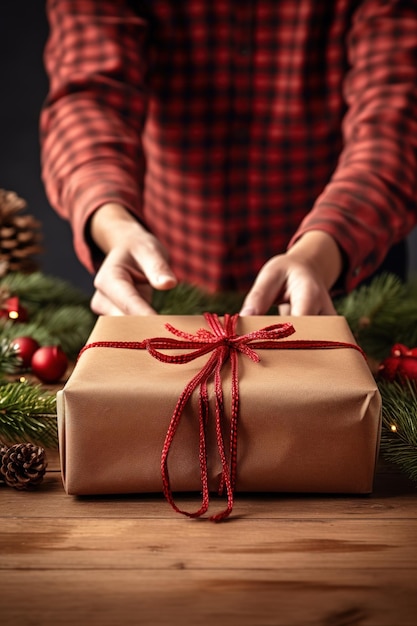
57, 314, 381, 519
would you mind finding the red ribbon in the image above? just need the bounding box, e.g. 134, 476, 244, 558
79, 313, 365, 521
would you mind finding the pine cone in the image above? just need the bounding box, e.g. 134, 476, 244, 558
0, 189, 43, 276
0, 442, 47, 489
0, 444, 8, 483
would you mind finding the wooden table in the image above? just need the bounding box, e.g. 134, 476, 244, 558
1, 449, 417, 626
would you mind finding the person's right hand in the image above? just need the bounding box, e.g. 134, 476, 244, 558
89, 203, 177, 315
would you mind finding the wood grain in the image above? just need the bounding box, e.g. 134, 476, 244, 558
1, 569, 417, 626
1, 459, 417, 625
1, 516, 417, 570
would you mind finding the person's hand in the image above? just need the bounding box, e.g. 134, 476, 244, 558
89, 203, 177, 315
240, 231, 342, 316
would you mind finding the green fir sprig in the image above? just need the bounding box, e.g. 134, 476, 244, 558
2, 304, 96, 359
0, 338, 21, 374
0, 271, 96, 362
0, 271, 90, 308
0, 380, 57, 448
152, 281, 245, 315
336, 273, 417, 361
0, 271, 94, 449
1, 270, 417, 483
379, 379, 417, 482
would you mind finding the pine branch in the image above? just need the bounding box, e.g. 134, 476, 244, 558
336, 273, 417, 361
0, 380, 57, 447
0, 271, 91, 308
0, 270, 96, 359
153, 282, 245, 315
379, 379, 417, 482
0, 337, 21, 375
0, 304, 96, 360
24, 304, 96, 359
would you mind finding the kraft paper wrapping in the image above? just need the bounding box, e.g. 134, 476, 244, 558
57, 315, 381, 496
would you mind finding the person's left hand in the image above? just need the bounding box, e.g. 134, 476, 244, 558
239, 231, 342, 316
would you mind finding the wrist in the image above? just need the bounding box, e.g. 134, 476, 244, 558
287, 231, 343, 289
89, 203, 142, 254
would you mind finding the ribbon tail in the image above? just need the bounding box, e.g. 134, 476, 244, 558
196, 377, 210, 517
228, 348, 239, 494
210, 346, 235, 522
160, 350, 218, 518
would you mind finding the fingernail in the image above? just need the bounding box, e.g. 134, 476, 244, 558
156, 274, 176, 287
240, 307, 255, 316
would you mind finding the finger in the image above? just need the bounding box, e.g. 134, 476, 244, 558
90, 291, 125, 316
288, 287, 321, 316
94, 249, 160, 315
278, 303, 291, 316
289, 284, 336, 316
93, 281, 156, 315
135, 240, 177, 291
92, 259, 157, 315
91, 288, 157, 316
240, 265, 284, 316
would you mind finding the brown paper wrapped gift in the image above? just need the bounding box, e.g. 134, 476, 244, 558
57, 314, 381, 510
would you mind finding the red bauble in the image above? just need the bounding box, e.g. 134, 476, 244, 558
11, 336, 40, 368
31, 346, 68, 384
379, 344, 417, 382
378, 355, 399, 381
398, 356, 417, 380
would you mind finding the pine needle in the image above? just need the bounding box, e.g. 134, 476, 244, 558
336, 273, 417, 360
0, 337, 21, 376
0, 275, 96, 362
153, 282, 245, 315
0, 380, 57, 447
0, 270, 91, 307
379, 379, 417, 482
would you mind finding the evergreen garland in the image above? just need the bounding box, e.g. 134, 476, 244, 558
3, 304, 96, 359
0, 270, 90, 307
0, 271, 95, 449
152, 281, 245, 315
0, 380, 57, 447
0, 337, 21, 374
335, 273, 417, 361
0, 271, 96, 360
1, 270, 417, 486
379, 379, 417, 482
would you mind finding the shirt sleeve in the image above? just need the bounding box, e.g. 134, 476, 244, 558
40, 0, 149, 273
289, 0, 417, 291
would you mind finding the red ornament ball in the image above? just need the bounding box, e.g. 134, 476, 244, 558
379, 343, 417, 382
11, 336, 40, 368
398, 356, 417, 380
31, 346, 68, 384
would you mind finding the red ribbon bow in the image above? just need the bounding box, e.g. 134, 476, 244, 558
146, 313, 296, 522
80, 313, 365, 521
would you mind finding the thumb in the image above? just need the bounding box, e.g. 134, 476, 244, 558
240, 267, 285, 316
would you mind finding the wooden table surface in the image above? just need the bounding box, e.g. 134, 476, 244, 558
1, 448, 417, 626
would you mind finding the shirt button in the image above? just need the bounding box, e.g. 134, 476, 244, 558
353, 266, 362, 277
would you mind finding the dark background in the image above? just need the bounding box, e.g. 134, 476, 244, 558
0, 1, 416, 300
1, 1, 94, 295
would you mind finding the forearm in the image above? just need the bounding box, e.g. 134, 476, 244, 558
291, 0, 417, 292
41, 0, 149, 273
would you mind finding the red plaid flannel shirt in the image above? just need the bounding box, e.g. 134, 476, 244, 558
41, 0, 417, 294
